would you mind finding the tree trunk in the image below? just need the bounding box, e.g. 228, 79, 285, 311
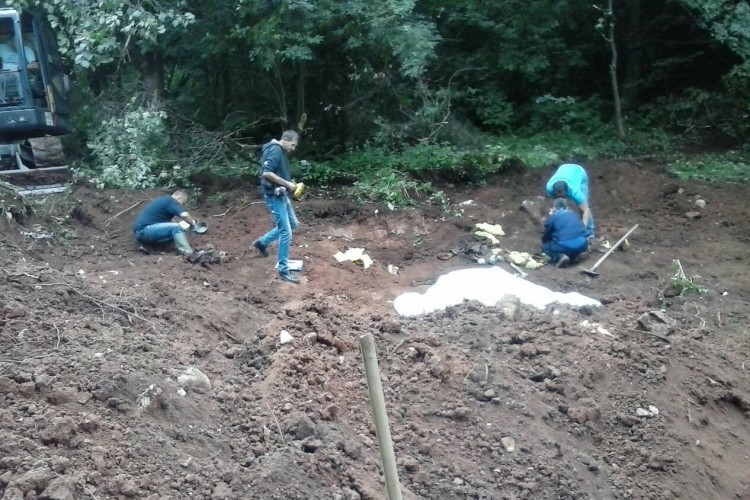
221, 59, 232, 119
274, 64, 288, 131
607, 0, 626, 140
142, 49, 165, 107
296, 62, 306, 131
622, 0, 643, 108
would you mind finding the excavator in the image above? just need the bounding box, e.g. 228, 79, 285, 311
0, 7, 70, 195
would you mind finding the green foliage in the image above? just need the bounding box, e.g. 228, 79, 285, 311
12, 0, 750, 185
635, 83, 750, 142
302, 143, 505, 190
520, 95, 607, 135
14, 0, 195, 69
680, 0, 750, 75
463, 88, 514, 132
74, 97, 179, 189
668, 149, 750, 184
347, 168, 435, 207
670, 259, 708, 296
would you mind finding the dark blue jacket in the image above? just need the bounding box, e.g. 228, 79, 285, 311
542, 209, 587, 244
259, 140, 290, 196
132, 196, 185, 232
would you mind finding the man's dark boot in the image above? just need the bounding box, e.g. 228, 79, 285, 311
279, 271, 300, 284
252, 239, 269, 257
556, 254, 571, 269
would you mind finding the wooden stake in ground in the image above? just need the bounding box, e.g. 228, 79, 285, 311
360, 333, 403, 500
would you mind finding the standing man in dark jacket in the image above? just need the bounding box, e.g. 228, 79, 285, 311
541, 198, 589, 268
133, 190, 199, 256
251, 130, 302, 284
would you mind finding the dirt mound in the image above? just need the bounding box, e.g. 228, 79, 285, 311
1, 161, 749, 499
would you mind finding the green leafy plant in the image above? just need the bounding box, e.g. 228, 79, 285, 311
670, 259, 708, 296
346, 168, 434, 207
74, 97, 177, 189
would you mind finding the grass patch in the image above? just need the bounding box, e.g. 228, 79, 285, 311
668, 149, 750, 183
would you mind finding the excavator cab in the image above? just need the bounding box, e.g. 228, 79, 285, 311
0, 8, 71, 194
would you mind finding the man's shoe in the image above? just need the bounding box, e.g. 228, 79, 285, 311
556, 254, 571, 268
252, 239, 269, 257
279, 271, 300, 284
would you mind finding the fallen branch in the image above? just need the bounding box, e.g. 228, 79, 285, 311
228, 201, 265, 219
497, 362, 527, 378
24, 282, 158, 332
104, 200, 144, 227
388, 339, 406, 356
266, 403, 286, 443
0, 353, 56, 363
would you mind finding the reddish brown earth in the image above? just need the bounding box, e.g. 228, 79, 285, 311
1, 160, 749, 500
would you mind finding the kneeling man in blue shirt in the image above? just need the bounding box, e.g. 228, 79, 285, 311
541, 198, 589, 268
133, 190, 199, 256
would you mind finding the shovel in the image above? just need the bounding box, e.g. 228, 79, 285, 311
581, 224, 639, 277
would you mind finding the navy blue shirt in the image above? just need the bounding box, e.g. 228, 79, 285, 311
542, 209, 587, 243
260, 141, 290, 196
132, 196, 186, 232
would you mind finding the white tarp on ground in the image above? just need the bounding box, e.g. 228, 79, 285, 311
394, 266, 601, 317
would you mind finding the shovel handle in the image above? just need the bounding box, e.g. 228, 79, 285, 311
588, 224, 639, 273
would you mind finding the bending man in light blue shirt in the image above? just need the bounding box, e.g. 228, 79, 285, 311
545, 163, 594, 237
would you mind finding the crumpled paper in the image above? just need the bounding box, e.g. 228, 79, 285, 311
334, 248, 374, 269
508, 251, 544, 269
473, 222, 505, 246
474, 230, 500, 245
475, 223, 505, 237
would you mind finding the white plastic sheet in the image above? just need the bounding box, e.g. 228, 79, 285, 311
394, 267, 600, 317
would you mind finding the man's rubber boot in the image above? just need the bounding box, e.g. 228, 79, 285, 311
173, 231, 194, 256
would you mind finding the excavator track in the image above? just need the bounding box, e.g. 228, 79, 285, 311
0, 136, 69, 194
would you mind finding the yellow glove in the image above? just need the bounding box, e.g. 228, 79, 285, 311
293, 182, 305, 199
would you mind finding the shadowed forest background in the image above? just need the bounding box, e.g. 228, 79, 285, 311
16, 0, 750, 199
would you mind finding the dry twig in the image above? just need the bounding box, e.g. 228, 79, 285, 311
53, 323, 61, 349
693, 303, 706, 328
266, 403, 286, 443
104, 200, 144, 227
463, 364, 477, 383
0, 353, 56, 363
25, 282, 158, 332
496, 362, 527, 378
388, 339, 406, 356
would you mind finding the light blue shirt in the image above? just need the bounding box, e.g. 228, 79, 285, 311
545, 164, 589, 205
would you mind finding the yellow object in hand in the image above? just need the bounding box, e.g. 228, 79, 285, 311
293, 182, 305, 198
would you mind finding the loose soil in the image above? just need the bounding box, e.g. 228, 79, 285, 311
1, 160, 749, 500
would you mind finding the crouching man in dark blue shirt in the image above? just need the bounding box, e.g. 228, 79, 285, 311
541, 198, 589, 268
132, 190, 199, 256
